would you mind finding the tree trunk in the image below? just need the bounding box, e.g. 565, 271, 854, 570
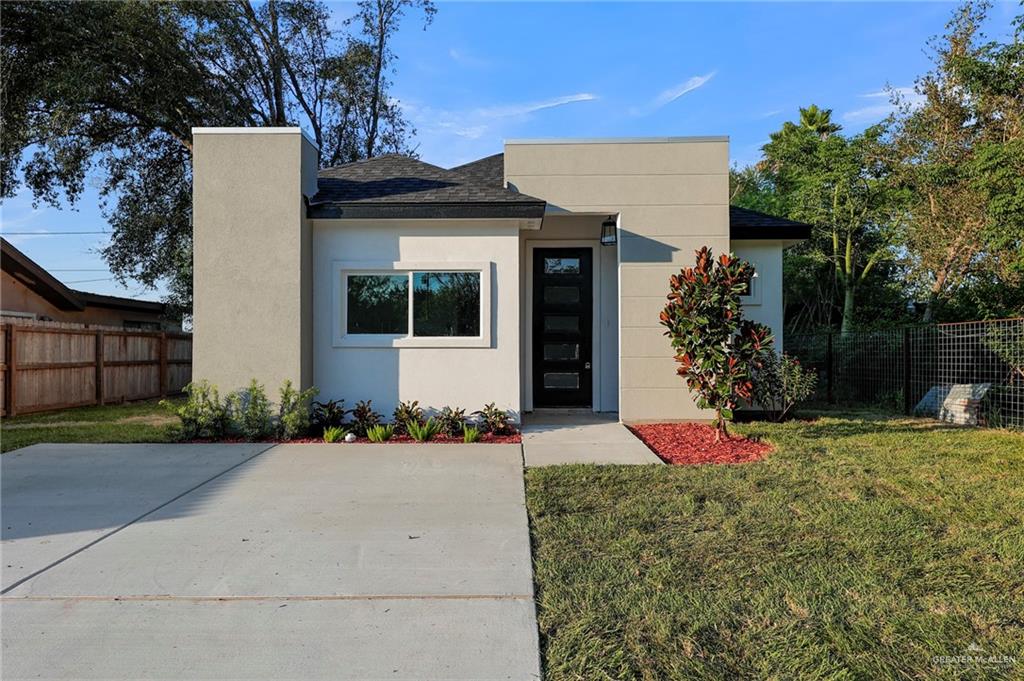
267, 1, 287, 125
365, 27, 386, 158
840, 284, 855, 336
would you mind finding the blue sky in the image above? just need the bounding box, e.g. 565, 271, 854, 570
1, 1, 1018, 302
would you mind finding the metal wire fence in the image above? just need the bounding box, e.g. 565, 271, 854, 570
787, 318, 1024, 428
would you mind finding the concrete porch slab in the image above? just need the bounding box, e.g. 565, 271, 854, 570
521, 411, 663, 466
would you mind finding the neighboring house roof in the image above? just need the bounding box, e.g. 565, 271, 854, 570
1, 238, 165, 315
308, 154, 546, 220
445, 152, 814, 240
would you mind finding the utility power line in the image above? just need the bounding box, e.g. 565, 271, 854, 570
0, 229, 111, 235
63, 277, 116, 284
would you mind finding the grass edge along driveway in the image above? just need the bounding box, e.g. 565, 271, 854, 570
1, 399, 182, 453
526, 414, 1024, 680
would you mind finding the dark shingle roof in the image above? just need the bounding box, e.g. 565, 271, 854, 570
309, 151, 810, 239
447, 153, 810, 239
308, 154, 544, 219
729, 206, 812, 240
450, 153, 505, 188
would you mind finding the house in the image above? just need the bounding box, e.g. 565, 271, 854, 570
191, 129, 808, 421
1, 238, 176, 330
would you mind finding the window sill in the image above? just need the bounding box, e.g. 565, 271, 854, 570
333, 335, 491, 349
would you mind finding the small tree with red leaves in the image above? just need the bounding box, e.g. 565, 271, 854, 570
660, 247, 773, 440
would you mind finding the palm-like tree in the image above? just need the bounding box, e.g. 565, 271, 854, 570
799, 104, 841, 139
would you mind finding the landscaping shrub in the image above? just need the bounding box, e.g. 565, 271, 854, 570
311, 399, 347, 435
660, 247, 772, 440
166, 381, 229, 440
462, 424, 481, 443
228, 379, 273, 441
436, 406, 467, 436
392, 400, 424, 434
752, 352, 818, 421
350, 400, 382, 437
408, 417, 442, 442
475, 403, 513, 434
366, 423, 395, 442
277, 380, 319, 440
322, 425, 347, 443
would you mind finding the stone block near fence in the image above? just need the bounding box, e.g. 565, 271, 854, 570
914, 383, 992, 426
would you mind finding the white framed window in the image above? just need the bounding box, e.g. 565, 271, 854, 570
333, 261, 492, 348
740, 271, 762, 306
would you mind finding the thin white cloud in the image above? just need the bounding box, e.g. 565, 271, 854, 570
401, 92, 599, 145
653, 72, 716, 108
448, 48, 490, 69
630, 71, 716, 116
843, 86, 927, 122
474, 93, 598, 120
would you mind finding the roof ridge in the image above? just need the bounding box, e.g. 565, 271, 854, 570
320, 153, 456, 176
449, 152, 503, 172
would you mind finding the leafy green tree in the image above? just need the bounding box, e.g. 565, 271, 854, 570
888, 0, 1024, 321
1, 0, 432, 317
759, 106, 904, 335
660, 247, 773, 441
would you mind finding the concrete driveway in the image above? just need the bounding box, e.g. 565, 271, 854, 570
1, 443, 540, 680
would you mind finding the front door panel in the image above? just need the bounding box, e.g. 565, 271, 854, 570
533, 248, 592, 407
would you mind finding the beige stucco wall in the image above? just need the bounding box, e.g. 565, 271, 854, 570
312, 219, 521, 420
506, 138, 730, 421
192, 128, 316, 395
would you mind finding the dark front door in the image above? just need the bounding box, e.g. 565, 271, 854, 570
533, 248, 593, 407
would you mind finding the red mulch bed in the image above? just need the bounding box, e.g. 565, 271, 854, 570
189, 431, 521, 445
628, 423, 772, 465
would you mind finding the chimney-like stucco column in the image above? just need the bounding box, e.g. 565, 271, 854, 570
191, 128, 318, 395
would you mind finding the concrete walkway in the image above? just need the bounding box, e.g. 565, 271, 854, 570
1, 443, 540, 680
521, 411, 663, 466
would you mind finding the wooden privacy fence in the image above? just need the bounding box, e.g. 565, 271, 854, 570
0, 323, 192, 417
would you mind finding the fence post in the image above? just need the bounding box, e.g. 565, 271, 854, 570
95, 330, 105, 406
159, 332, 167, 397
6, 325, 16, 417
903, 328, 912, 415
826, 332, 834, 404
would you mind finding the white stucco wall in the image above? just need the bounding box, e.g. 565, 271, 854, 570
732, 241, 785, 352
312, 219, 521, 420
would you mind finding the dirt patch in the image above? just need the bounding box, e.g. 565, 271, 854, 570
628, 423, 772, 465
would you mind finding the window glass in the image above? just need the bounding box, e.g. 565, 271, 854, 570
544, 343, 580, 361
347, 274, 408, 334
413, 272, 480, 337
544, 372, 580, 389
543, 286, 580, 304
544, 257, 580, 275
544, 315, 579, 333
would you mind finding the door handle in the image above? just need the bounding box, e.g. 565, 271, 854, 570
584, 362, 592, 370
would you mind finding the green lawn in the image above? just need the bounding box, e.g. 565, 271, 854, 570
1, 399, 182, 453
526, 414, 1024, 680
